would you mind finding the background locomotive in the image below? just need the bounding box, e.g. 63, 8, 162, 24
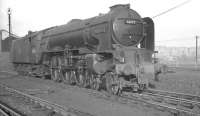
10, 4, 154, 94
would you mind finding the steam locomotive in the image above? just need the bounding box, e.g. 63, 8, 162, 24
10, 4, 155, 94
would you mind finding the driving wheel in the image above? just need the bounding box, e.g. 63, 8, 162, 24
105, 72, 120, 95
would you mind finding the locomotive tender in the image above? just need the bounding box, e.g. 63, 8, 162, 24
10, 4, 154, 94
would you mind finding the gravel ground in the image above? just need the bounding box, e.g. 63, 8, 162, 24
0, 73, 170, 116
0, 95, 58, 116
152, 67, 200, 95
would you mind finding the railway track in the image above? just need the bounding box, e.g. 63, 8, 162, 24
0, 101, 23, 116
0, 83, 94, 116
120, 92, 200, 116
118, 88, 200, 116
80, 87, 200, 116
1, 71, 200, 116
144, 89, 200, 112
145, 89, 200, 102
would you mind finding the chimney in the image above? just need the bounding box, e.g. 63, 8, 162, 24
110, 4, 130, 11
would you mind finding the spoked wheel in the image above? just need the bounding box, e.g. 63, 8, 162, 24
105, 72, 120, 95
50, 56, 64, 82
77, 73, 85, 87
64, 71, 75, 85
69, 71, 76, 85
51, 69, 60, 82
63, 71, 70, 84
90, 74, 100, 90
83, 71, 90, 88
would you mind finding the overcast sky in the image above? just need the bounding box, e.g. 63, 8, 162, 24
0, 0, 199, 47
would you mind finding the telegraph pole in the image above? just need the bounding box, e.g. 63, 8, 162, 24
8, 8, 12, 37
196, 36, 199, 65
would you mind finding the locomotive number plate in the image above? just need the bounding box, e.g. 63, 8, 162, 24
125, 19, 136, 25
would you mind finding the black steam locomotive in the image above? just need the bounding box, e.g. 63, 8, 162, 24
10, 4, 154, 94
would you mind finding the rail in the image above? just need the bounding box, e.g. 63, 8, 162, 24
146, 89, 200, 102
121, 92, 200, 116
0, 101, 22, 116
0, 83, 94, 116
